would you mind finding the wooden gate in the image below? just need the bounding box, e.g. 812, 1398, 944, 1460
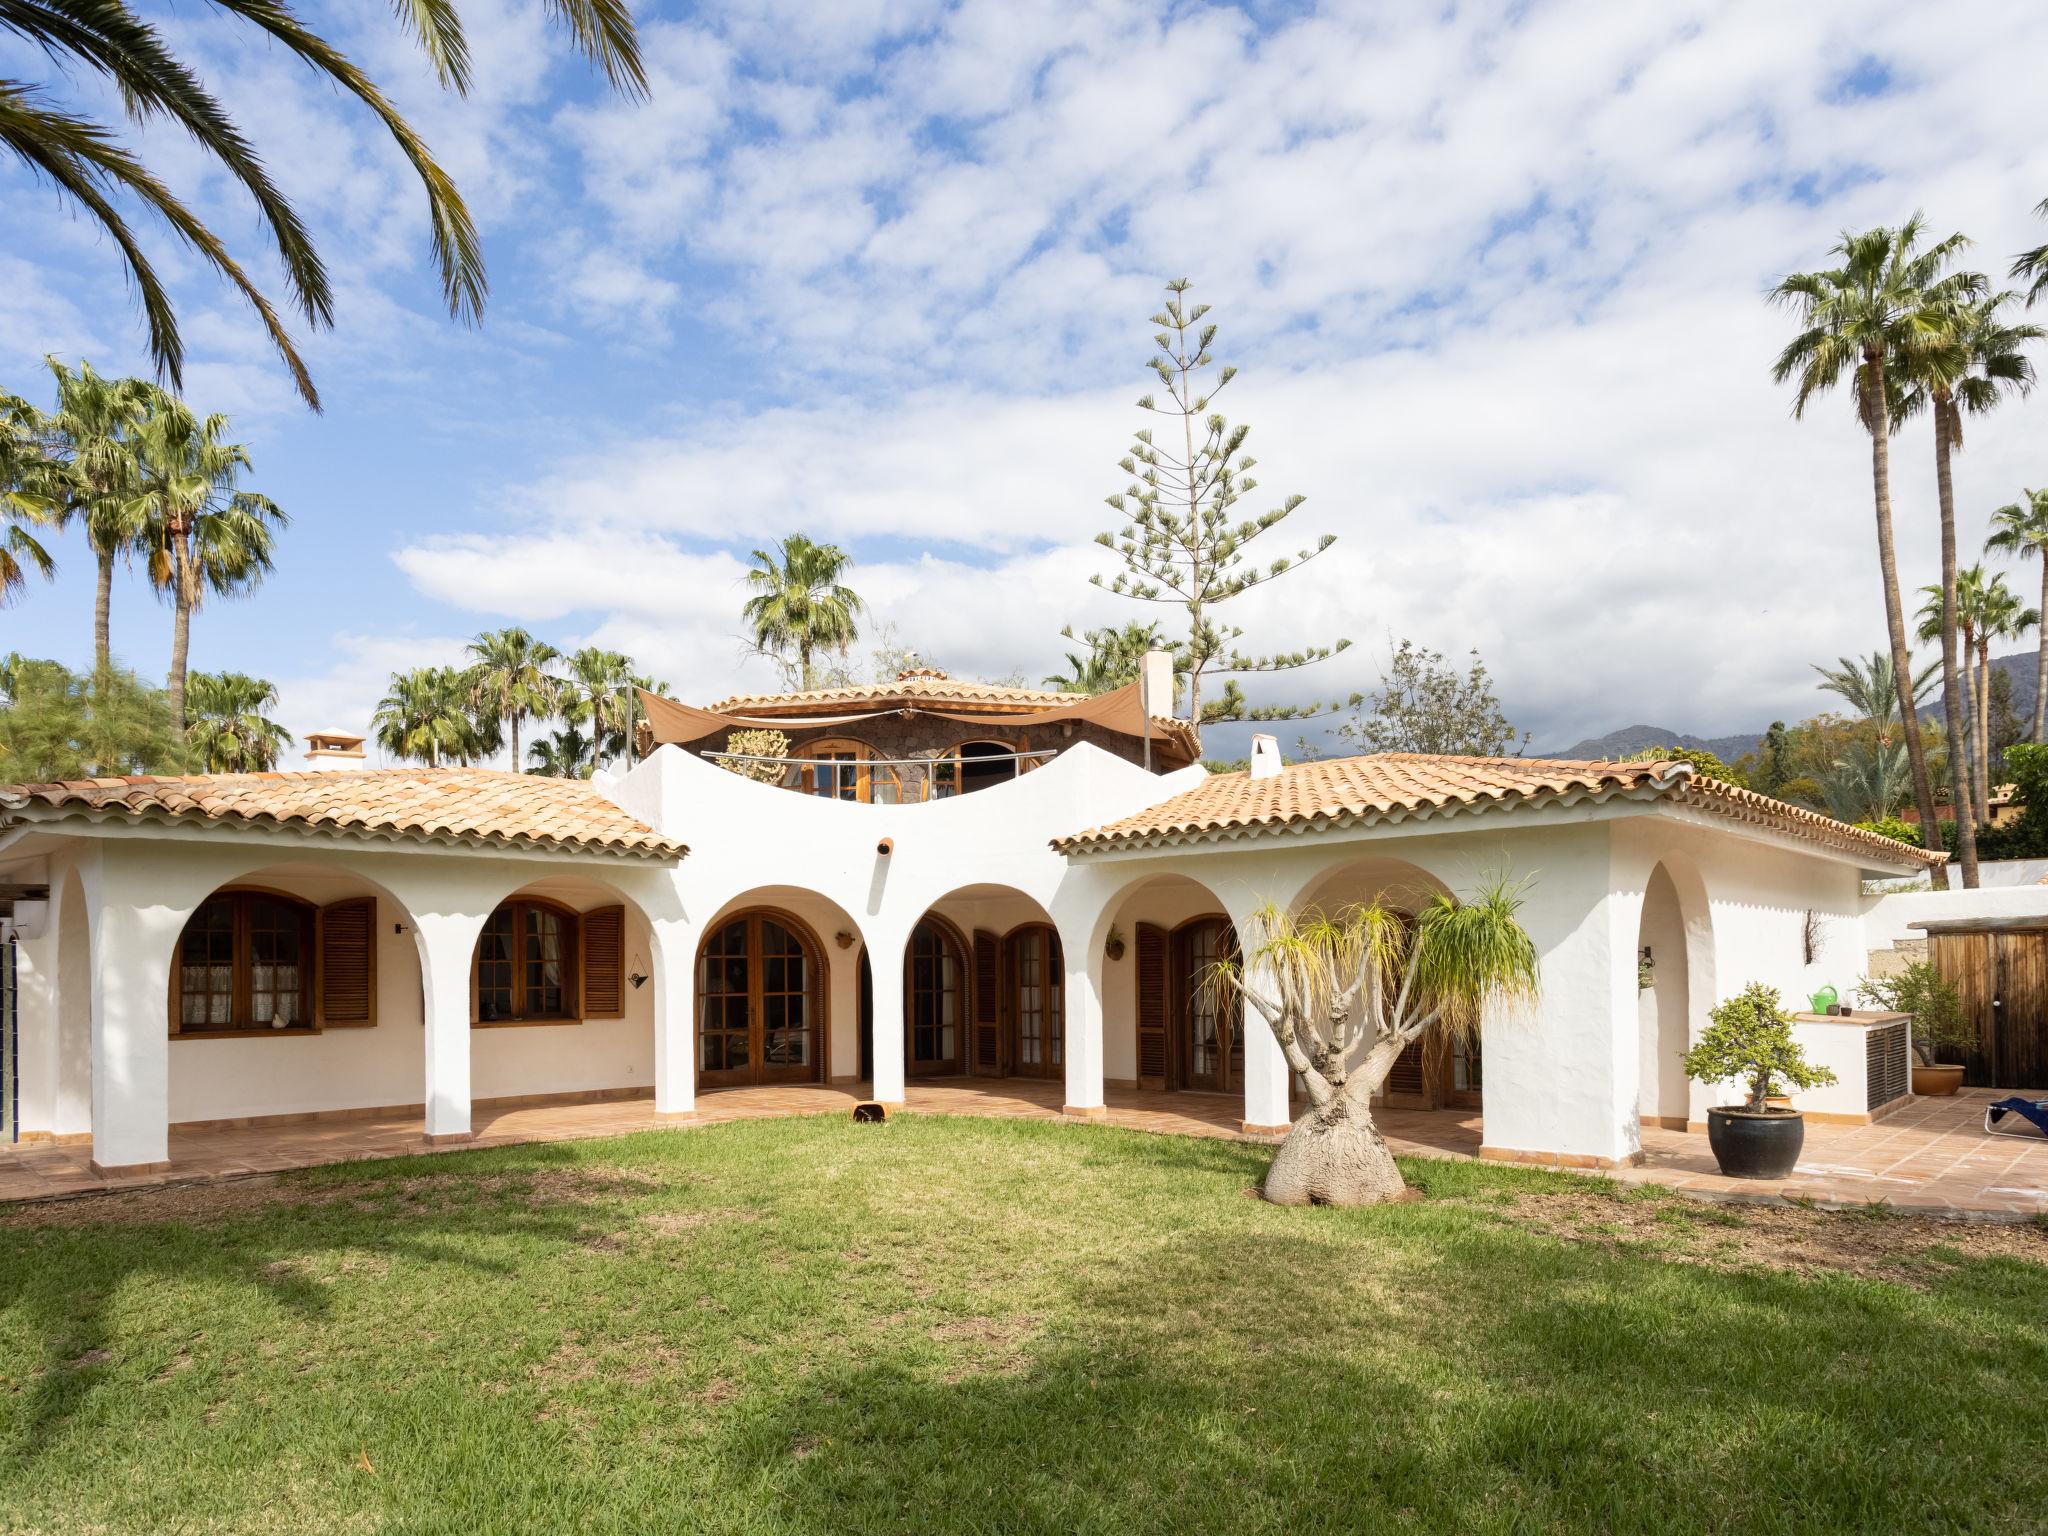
1929, 930, 2048, 1089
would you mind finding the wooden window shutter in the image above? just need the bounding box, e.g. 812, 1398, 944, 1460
317, 897, 377, 1028
1135, 923, 1168, 1088
582, 905, 626, 1019
971, 929, 1002, 1075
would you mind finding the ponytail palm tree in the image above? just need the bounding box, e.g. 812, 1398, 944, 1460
374, 666, 477, 768
743, 535, 865, 689
465, 628, 560, 771
2, 0, 646, 409
1772, 219, 1975, 879
1217, 877, 1540, 1207
41, 358, 150, 667
1986, 489, 2048, 743
1895, 287, 2039, 886
184, 670, 291, 771
127, 392, 286, 732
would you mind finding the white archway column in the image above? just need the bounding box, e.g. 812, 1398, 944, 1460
652, 917, 697, 1118
414, 912, 479, 1144
87, 892, 179, 1174
1060, 928, 1105, 1117
867, 928, 909, 1109
1239, 953, 1294, 1135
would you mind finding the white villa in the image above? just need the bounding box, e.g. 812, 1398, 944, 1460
0, 653, 1943, 1177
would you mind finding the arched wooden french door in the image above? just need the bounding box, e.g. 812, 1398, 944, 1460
904, 917, 967, 1077
696, 909, 825, 1089
1005, 924, 1064, 1079
1135, 916, 1243, 1093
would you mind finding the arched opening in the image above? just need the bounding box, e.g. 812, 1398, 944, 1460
907, 884, 1062, 1082
172, 886, 319, 1037
956, 740, 1022, 796
1092, 872, 1237, 1096
695, 908, 826, 1089
1637, 863, 1692, 1127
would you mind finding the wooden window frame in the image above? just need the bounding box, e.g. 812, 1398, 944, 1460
169, 886, 319, 1040
1170, 915, 1242, 1095
904, 915, 968, 1076
471, 897, 581, 1027
694, 907, 827, 1088
1003, 922, 1064, 1079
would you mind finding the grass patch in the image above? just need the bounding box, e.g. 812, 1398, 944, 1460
1, 1115, 2044, 1533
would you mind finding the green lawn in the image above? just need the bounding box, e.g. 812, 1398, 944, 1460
1, 1116, 2044, 1535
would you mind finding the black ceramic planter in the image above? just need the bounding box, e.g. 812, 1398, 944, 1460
1705, 1106, 1805, 1179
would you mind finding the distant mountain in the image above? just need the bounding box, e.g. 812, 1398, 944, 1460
1541, 649, 2045, 766
1539, 725, 1764, 763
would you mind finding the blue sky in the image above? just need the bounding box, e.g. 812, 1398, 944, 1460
7, 0, 2048, 766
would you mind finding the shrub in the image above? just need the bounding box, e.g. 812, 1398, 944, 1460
1858, 961, 1974, 1064
1683, 982, 1837, 1111
1856, 815, 1921, 848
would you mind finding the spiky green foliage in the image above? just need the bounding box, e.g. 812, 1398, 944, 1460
0, 654, 182, 779
526, 725, 594, 779
1090, 279, 1347, 742
743, 535, 864, 690
1622, 744, 1746, 787
184, 669, 290, 772
1771, 217, 1979, 877
38, 357, 150, 669
124, 388, 286, 733
1216, 874, 1538, 1109
1987, 487, 2048, 745
1684, 983, 1837, 1111
466, 627, 561, 772
0, 0, 646, 408
374, 665, 481, 768
561, 646, 637, 773
1044, 621, 1164, 695
2012, 197, 2048, 307
1811, 650, 1938, 741
718, 727, 791, 784
0, 391, 57, 604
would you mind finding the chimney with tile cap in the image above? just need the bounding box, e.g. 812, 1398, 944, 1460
1250, 733, 1281, 779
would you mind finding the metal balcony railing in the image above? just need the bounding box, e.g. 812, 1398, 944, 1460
699, 747, 1059, 804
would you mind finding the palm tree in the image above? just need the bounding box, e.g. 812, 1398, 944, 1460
1895, 287, 2040, 887
465, 628, 560, 771
1045, 621, 1165, 693
1817, 740, 1914, 825
126, 391, 286, 732
742, 535, 864, 689
1811, 650, 1937, 743
1986, 489, 2048, 744
40, 358, 149, 668
1772, 218, 1974, 877
1, 392, 57, 604
2013, 198, 2048, 307
1919, 573, 1987, 817
527, 727, 594, 779
185, 671, 292, 772
1977, 574, 2039, 805
561, 647, 634, 774
374, 666, 479, 768
2, 0, 645, 409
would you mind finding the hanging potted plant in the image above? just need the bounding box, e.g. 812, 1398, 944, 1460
1858, 962, 1973, 1096
1684, 982, 1838, 1179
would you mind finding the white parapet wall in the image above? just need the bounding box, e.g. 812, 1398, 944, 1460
1863, 882, 2048, 962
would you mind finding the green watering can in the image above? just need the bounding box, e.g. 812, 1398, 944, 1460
1807, 985, 1838, 1015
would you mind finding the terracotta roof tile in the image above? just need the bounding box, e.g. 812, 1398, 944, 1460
1053, 753, 1944, 868
708, 676, 1076, 715
0, 769, 684, 860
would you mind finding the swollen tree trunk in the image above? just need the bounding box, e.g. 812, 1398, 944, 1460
1261, 1091, 1407, 1207
1933, 404, 1976, 887
1866, 363, 1944, 852
94, 549, 114, 674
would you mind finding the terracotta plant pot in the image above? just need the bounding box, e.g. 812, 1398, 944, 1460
1705, 1106, 1805, 1179
1911, 1063, 1966, 1097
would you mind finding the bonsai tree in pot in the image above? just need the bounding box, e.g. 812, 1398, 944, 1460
1215, 874, 1539, 1207
1858, 961, 1973, 1094
1684, 982, 1837, 1179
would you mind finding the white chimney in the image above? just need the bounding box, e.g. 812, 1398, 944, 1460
304, 729, 367, 772
1138, 650, 1175, 718
1250, 733, 1282, 779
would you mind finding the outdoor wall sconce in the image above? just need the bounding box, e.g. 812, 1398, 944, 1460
835, 930, 855, 950
628, 950, 649, 989
877, 836, 894, 857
